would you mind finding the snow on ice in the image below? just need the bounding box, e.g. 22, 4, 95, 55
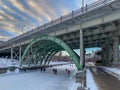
0, 64, 78, 90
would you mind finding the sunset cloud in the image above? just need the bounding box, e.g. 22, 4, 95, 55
0, 0, 96, 41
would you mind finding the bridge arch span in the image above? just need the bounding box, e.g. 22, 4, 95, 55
20, 35, 82, 70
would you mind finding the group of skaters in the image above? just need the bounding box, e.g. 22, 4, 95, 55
52, 68, 71, 76
52, 68, 57, 75
40, 67, 46, 72
65, 68, 70, 75
69, 64, 73, 67
39, 65, 72, 76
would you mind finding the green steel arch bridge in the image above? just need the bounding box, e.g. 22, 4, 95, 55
20, 35, 82, 70
0, 0, 120, 70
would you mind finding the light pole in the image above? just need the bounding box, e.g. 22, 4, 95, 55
82, 0, 84, 8
22, 24, 26, 34
81, 0, 85, 11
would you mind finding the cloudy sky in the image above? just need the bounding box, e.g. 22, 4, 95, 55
0, 0, 97, 41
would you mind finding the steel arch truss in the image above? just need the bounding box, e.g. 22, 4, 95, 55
20, 35, 82, 70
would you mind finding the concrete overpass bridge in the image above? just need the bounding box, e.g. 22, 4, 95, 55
0, 0, 120, 70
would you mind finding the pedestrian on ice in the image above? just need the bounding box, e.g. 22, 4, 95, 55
53, 68, 55, 74
43, 68, 46, 72
65, 68, 67, 72
40, 67, 43, 72
67, 70, 70, 76
55, 69, 57, 75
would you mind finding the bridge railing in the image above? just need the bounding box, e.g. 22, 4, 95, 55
53, 18, 61, 24
62, 13, 73, 21
30, 0, 114, 33
1, 0, 115, 47
87, 0, 113, 10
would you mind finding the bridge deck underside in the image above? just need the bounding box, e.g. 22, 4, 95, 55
58, 20, 120, 49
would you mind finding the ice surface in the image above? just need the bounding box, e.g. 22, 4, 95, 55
0, 64, 78, 90
0, 58, 99, 90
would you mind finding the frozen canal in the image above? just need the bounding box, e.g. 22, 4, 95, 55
0, 64, 77, 90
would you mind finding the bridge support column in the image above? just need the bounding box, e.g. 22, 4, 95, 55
113, 36, 119, 66
80, 28, 84, 68
102, 46, 107, 64
105, 45, 109, 65
101, 47, 104, 63
19, 43, 21, 64
11, 45, 13, 62
105, 44, 112, 65
103, 44, 113, 65
80, 28, 86, 88
108, 44, 113, 65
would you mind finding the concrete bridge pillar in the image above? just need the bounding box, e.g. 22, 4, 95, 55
102, 43, 113, 65
102, 44, 109, 65
11, 45, 13, 62
113, 36, 119, 66
101, 47, 104, 63
104, 45, 109, 63
108, 44, 113, 64
80, 27, 86, 88
80, 28, 84, 68
19, 43, 21, 64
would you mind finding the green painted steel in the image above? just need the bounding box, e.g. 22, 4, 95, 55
47, 50, 60, 64
33, 45, 62, 66
21, 35, 81, 70
34, 48, 62, 66
35, 53, 43, 65
36, 47, 62, 66
44, 49, 62, 65
28, 42, 59, 66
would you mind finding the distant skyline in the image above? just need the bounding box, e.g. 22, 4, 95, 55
0, 0, 97, 41
61, 47, 101, 56
75, 47, 101, 55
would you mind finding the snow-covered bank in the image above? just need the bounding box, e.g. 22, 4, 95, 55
68, 68, 99, 90
86, 69, 98, 90
49, 61, 70, 65
0, 58, 19, 67
0, 58, 70, 67
0, 58, 70, 68
102, 67, 120, 80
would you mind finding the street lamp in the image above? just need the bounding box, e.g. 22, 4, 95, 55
81, 0, 85, 12
82, 0, 84, 8
22, 24, 26, 34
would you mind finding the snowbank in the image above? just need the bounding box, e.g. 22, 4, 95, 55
102, 67, 120, 80
0, 58, 19, 67
86, 69, 98, 90
49, 61, 70, 65
0, 58, 70, 68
